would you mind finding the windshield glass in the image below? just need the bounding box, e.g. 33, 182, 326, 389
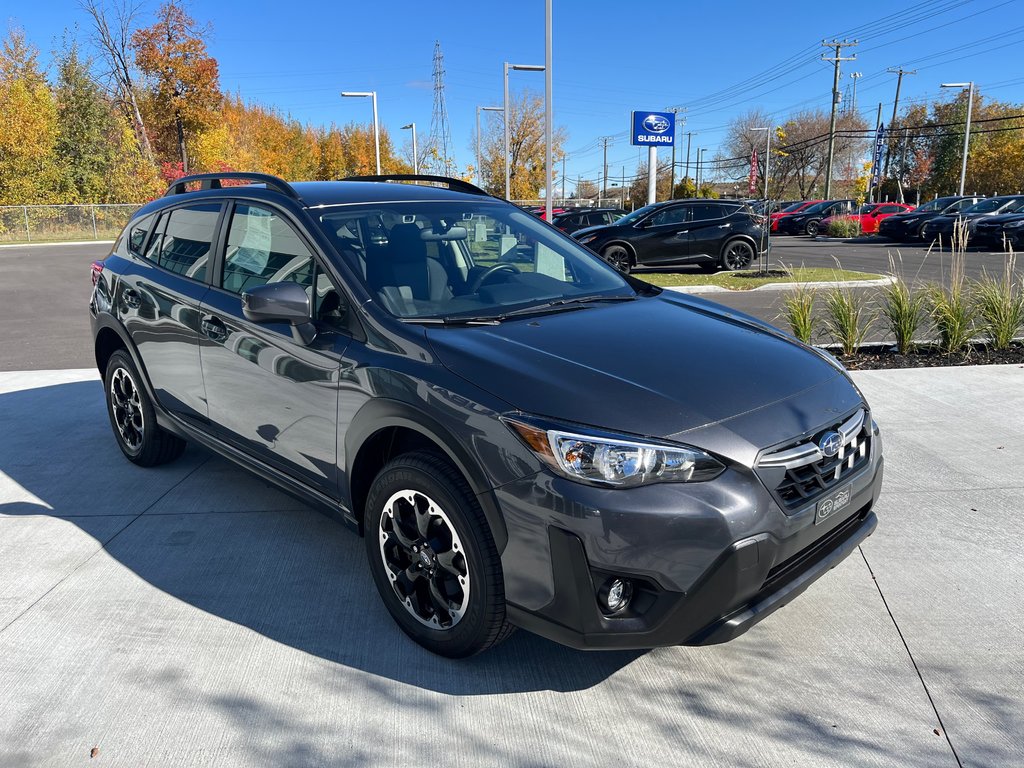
780, 202, 804, 213
317, 200, 635, 320
800, 200, 833, 214
613, 204, 659, 227
857, 204, 875, 215
914, 198, 946, 212
946, 198, 977, 212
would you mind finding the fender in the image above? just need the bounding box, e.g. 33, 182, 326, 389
345, 397, 509, 552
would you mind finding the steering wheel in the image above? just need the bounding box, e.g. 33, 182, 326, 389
468, 263, 520, 293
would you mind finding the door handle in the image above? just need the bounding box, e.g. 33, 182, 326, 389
675, 230, 689, 235
201, 315, 229, 343
717, 223, 732, 229
122, 288, 141, 309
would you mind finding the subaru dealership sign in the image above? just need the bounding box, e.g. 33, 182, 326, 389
631, 111, 675, 146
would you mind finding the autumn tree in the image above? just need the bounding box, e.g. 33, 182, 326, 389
0, 28, 63, 204
132, 1, 220, 172
478, 90, 566, 199
628, 158, 674, 203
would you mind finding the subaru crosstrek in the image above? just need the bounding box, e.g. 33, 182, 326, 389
90, 173, 883, 657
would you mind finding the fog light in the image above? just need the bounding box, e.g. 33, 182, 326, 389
601, 578, 633, 614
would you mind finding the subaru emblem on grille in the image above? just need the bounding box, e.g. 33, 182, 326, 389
819, 431, 842, 458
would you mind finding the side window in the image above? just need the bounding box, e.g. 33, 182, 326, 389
144, 213, 167, 263
650, 206, 689, 226
879, 205, 901, 214
314, 269, 348, 332
222, 204, 314, 295
157, 204, 220, 280
120, 214, 154, 257
690, 203, 725, 222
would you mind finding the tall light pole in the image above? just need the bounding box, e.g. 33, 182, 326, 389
941, 81, 975, 196
850, 72, 862, 114
544, 0, 553, 222
503, 62, 544, 200
752, 126, 772, 274
401, 123, 417, 175
341, 91, 380, 174
476, 106, 501, 188
697, 148, 708, 195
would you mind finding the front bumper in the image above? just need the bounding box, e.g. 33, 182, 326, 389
496, 443, 884, 650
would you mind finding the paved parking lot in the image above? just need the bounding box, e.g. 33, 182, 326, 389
2, 364, 1022, 767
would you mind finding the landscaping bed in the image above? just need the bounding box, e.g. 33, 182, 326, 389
639, 267, 882, 290
836, 342, 1024, 370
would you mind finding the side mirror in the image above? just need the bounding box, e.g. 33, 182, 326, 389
242, 282, 315, 345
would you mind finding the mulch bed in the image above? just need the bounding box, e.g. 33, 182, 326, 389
838, 343, 1024, 370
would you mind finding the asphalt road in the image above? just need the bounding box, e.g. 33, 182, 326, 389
1, 236, 1019, 371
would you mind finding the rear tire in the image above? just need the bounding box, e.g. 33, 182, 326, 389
720, 239, 755, 271
104, 350, 186, 466
601, 244, 632, 274
364, 451, 514, 657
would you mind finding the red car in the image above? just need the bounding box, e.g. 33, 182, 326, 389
770, 200, 823, 232
820, 202, 914, 234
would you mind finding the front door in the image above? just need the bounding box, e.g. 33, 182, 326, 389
199, 202, 349, 496
636, 203, 692, 264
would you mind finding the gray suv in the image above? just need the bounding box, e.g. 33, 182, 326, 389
90, 173, 883, 657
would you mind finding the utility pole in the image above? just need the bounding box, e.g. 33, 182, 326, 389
600, 136, 612, 204
850, 72, 862, 114
869, 102, 882, 203
821, 39, 858, 198
666, 108, 685, 199
883, 67, 916, 181
684, 132, 693, 194
561, 153, 566, 203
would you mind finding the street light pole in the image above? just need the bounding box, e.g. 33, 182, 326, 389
941, 81, 975, 196
341, 91, 380, 174
503, 62, 544, 201
401, 123, 417, 175
476, 106, 501, 188
752, 126, 772, 274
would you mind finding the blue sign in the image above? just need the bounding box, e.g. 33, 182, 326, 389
871, 123, 886, 186
631, 111, 675, 146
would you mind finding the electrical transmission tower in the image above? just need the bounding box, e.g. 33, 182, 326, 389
426, 41, 453, 175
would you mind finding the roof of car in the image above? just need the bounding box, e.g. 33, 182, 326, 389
292, 181, 489, 207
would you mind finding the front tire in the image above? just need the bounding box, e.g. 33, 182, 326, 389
104, 350, 186, 466
805, 219, 821, 237
601, 244, 633, 274
720, 239, 755, 271
364, 451, 513, 657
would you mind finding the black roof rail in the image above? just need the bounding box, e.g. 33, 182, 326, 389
343, 174, 491, 197
164, 172, 300, 201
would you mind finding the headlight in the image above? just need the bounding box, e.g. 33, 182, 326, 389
1004, 219, 1024, 229
578, 233, 600, 244
503, 416, 725, 487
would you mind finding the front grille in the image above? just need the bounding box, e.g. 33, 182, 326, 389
761, 504, 868, 593
757, 408, 872, 510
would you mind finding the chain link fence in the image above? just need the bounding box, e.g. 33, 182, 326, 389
0, 205, 142, 244
513, 198, 630, 210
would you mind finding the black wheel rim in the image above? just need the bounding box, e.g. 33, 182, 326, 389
807, 221, 819, 236
110, 367, 144, 453
605, 247, 630, 272
378, 490, 470, 629
723, 242, 754, 270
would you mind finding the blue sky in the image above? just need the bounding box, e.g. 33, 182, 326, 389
7, 0, 1024, 191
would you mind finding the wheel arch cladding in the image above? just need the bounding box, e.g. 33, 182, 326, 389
345, 400, 509, 551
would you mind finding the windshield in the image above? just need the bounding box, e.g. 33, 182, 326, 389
914, 198, 947, 212
857, 204, 875, 215
799, 201, 832, 215
946, 198, 978, 212
317, 200, 635, 320
614, 204, 659, 227
780, 201, 805, 213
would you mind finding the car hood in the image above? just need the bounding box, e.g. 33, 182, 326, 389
978, 213, 1024, 225
425, 294, 849, 452
570, 223, 615, 240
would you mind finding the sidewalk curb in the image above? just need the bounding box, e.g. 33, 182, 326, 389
664, 275, 896, 294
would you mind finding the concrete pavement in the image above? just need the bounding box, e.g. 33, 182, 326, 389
2, 365, 1021, 766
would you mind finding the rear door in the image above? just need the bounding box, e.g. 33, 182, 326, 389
199, 201, 349, 496
117, 202, 222, 423
636, 203, 691, 264
686, 203, 733, 258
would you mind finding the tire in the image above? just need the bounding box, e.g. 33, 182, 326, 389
104, 350, 186, 467
364, 451, 514, 657
601, 244, 632, 274
805, 219, 821, 237
720, 239, 755, 271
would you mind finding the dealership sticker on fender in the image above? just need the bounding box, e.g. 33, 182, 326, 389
815, 484, 852, 524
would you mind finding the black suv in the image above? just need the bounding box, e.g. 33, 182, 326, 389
552, 208, 626, 235
877, 196, 984, 241
774, 199, 857, 236
90, 173, 882, 657
570, 199, 764, 273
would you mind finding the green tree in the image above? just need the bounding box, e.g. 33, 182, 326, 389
54, 42, 114, 202
478, 90, 566, 199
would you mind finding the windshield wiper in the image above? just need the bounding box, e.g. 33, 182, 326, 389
403, 294, 637, 326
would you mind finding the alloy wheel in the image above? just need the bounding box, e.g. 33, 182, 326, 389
110, 367, 144, 453
602, 246, 631, 273
378, 490, 470, 629
722, 241, 754, 271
